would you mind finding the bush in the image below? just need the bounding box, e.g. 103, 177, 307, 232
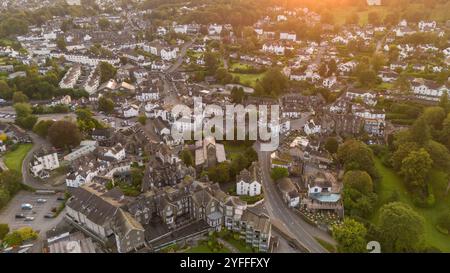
437, 211, 450, 233
0, 223, 9, 240
412, 192, 436, 208
270, 167, 288, 181
3, 231, 22, 246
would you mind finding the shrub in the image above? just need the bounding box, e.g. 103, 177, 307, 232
437, 211, 450, 233
0, 223, 9, 240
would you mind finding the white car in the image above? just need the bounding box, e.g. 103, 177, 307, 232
36, 198, 47, 203
24, 216, 35, 221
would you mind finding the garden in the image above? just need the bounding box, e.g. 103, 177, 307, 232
298, 207, 342, 229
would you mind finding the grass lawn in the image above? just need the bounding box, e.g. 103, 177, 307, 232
223, 142, 252, 160
224, 237, 255, 253
373, 158, 450, 252
3, 144, 33, 172
230, 72, 266, 88
184, 242, 231, 253
333, 6, 390, 25
229, 62, 253, 70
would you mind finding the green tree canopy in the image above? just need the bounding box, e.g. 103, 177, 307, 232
231, 86, 245, 103
378, 202, 425, 252
324, 137, 339, 154
400, 148, 433, 189
332, 218, 367, 253
261, 68, 288, 96
12, 91, 29, 103
271, 167, 288, 181
180, 149, 194, 167
48, 120, 82, 149
410, 117, 431, 146
98, 62, 117, 84
338, 140, 377, 179
32, 120, 55, 138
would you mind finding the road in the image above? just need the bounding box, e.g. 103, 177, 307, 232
165, 39, 195, 73
257, 149, 332, 253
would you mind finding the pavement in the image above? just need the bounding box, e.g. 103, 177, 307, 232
257, 146, 335, 253
0, 191, 66, 236
272, 229, 302, 253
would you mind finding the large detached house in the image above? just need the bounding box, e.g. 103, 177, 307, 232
236, 162, 262, 197
29, 148, 60, 179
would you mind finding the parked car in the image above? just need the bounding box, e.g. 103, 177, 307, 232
15, 213, 26, 219
24, 216, 35, 221
21, 203, 33, 210
36, 198, 47, 203
44, 213, 55, 219
288, 242, 298, 250
56, 196, 65, 201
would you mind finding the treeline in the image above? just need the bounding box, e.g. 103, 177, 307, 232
385, 100, 450, 207
177, 0, 270, 26
0, 171, 25, 210
1, 63, 88, 101
0, 4, 98, 38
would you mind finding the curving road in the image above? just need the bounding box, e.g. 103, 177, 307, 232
256, 143, 335, 253
21, 131, 65, 191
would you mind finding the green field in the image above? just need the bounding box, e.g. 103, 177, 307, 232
3, 144, 33, 172
333, 6, 389, 25
333, 3, 450, 25
372, 158, 450, 252
230, 62, 253, 70
230, 72, 266, 88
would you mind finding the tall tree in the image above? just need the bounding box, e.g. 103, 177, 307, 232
410, 117, 431, 146
0, 80, 12, 100
332, 218, 367, 253
98, 62, 117, 84
324, 137, 339, 154
261, 68, 288, 96
400, 148, 433, 190
338, 140, 378, 179
204, 52, 218, 75
98, 97, 115, 114
32, 120, 54, 138
180, 149, 194, 167
48, 120, 82, 149
439, 92, 450, 114
231, 87, 245, 103
343, 170, 377, 218
12, 91, 29, 103
378, 202, 425, 252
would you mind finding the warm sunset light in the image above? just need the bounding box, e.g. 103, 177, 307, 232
0, 0, 449, 267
